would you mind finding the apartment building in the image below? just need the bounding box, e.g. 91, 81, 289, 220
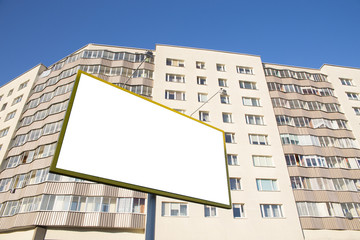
0, 65, 46, 164
0, 43, 359, 240
263, 63, 360, 239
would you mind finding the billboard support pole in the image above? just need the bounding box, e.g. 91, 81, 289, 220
145, 193, 156, 240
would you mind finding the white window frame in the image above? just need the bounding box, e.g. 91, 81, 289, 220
354, 107, 360, 115
260, 204, 283, 218
12, 95, 23, 105
222, 112, 233, 123
239, 81, 257, 89
0, 128, 9, 138
196, 61, 205, 69
249, 134, 268, 145
245, 115, 264, 125
218, 78, 227, 87
204, 205, 217, 217
161, 202, 188, 217
5, 111, 16, 121
216, 64, 226, 72
166, 74, 185, 83
198, 93, 208, 102
220, 95, 230, 104
197, 76, 207, 85
242, 97, 260, 107
340, 78, 353, 86
199, 111, 209, 122
253, 155, 274, 167
166, 58, 184, 67
237, 66, 253, 75
346, 92, 359, 100
230, 178, 242, 190
233, 204, 245, 218
227, 154, 239, 165
165, 90, 185, 101
256, 179, 278, 191
225, 133, 235, 143
18, 81, 29, 90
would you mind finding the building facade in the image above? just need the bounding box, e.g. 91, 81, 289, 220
0, 44, 359, 240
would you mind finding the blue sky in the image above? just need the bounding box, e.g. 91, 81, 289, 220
0, 0, 359, 86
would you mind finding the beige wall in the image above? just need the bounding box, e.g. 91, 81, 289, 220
152, 45, 304, 240
0, 65, 46, 163
321, 65, 360, 147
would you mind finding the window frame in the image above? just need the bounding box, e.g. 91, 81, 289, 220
197, 76, 207, 85
227, 154, 239, 165
222, 112, 233, 123
245, 114, 264, 125
237, 66, 253, 75
166, 58, 184, 67
239, 81, 257, 89
161, 202, 188, 217
260, 204, 283, 218
233, 203, 245, 218
256, 179, 278, 191
242, 97, 260, 107
225, 132, 236, 143
165, 90, 185, 101
199, 111, 209, 122
249, 134, 268, 145
216, 64, 226, 72
218, 78, 227, 87
196, 61, 205, 69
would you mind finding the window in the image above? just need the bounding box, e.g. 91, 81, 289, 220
0, 128, 9, 138
242, 97, 260, 106
249, 134, 268, 145
245, 115, 264, 125
198, 93, 208, 102
256, 179, 278, 191
233, 204, 245, 218
230, 178, 242, 190
5, 111, 16, 121
0, 95, 3, 101
12, 95, 23, 105
197, 76, 207, 85
18, 81, 29, 90
218, 78, 227, 87
340, 78, 353, 86
237, 66, 253, 74
1, 103, 7, 111
225, 133, 235, 143
8, 89, 13, 96
220, 95, 230, 104
260, 204, 283, 218
199, 111, 209, 122
162, 202, 188, 216
346, 92, 359, 100
204, 205, 217, 217
196, 61, 205, 69
216, 64, 225, 72
222, 113, 233, 123
239, 81, 257, 89
165, 90, 185, 100
354, 107, 360, 115
253, 155, 274, 167
166, 74, 185, 83
174, 109, 185, 114
227, 154, 239, 165
166, 58, 184, 67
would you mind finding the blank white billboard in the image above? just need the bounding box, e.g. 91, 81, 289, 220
50, 71, 231, 208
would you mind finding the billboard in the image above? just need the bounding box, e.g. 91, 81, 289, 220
50, 71, 231, 209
